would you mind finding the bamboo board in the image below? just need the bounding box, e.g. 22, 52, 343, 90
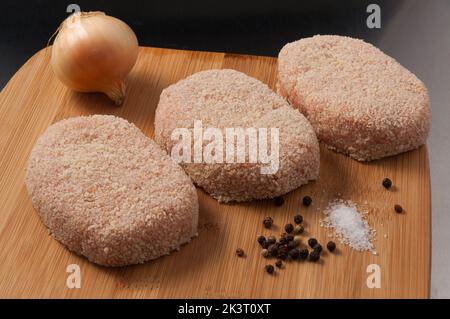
0, 47, 431, 298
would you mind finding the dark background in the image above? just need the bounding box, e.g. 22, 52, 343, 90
1, 0, 450, 298
0, 0, 401, 87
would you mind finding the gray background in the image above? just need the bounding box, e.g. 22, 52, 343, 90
0, 0, 448, 297
384, 1, 450, 299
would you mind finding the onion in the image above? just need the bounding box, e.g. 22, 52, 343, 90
51, 12, 138, 105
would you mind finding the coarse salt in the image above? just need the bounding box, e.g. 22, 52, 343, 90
320, 200, 375, 253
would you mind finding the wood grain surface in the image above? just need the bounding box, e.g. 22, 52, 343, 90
0, 47, 431, 298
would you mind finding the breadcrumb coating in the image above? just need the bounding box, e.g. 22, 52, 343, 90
155, 69, 320, 202
277, 35, 431, 161
26, 115, 199, 266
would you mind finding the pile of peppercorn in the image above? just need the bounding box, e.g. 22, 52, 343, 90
255, 196, 337, 274
258, 219, 335, 273
236, 195, 338, 274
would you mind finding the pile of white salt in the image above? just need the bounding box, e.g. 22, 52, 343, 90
321, 200, 375, 253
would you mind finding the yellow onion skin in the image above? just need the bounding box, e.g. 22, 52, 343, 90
51, 12, 138, 105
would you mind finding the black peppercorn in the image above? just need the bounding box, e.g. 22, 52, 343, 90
262, 240, 270, 249
302, 196, 312, 206
235, 248, 245, 257
313, 244, 322, 253
309, 250, 320, 262
294, 214, 303, 224
299, 248, 309, 260
268, 244, 278, 257
257, 235, 266, 246
285, 223, 294, 234
261, 249, 270, 258
263, 216, 273, 229
394, 204, 403, 213
274, 196, 284, 207
294, 225, 304, 235
266, 235, 276, 245
308, 238, 318, 248
279, 236, 288, 245
265, 264, 274, 274
285, 234, 294, 242
327, 241, 336, 252
278, 244, 289, 254
275, 259, 283, 268
382, 178, 392, 189
277, 245, 288, 260
278, 251, 288, 260
288, 241, 298, 250
288, 248, 300, 260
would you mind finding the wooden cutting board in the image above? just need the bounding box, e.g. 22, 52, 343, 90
0, 47, 431, 298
